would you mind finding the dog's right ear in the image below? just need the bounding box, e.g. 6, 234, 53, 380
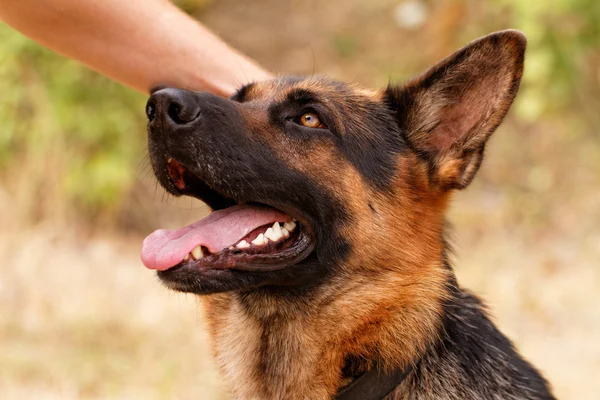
385, 30, 526, 190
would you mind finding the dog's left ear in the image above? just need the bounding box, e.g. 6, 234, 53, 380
385, 30, 526, 190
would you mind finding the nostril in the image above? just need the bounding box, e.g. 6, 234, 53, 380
146, 100, 156, 122
168, 103, 183, 124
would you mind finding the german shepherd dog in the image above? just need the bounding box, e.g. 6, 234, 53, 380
142, 30, 556, 399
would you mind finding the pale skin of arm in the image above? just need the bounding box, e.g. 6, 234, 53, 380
0, 0, 272, 96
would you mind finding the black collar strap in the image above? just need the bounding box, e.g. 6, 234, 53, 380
334, 366, 410, 400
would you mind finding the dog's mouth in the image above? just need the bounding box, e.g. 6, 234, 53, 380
141, 159, 315, 273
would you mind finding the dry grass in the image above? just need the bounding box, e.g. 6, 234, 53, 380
0, 223, 228, 400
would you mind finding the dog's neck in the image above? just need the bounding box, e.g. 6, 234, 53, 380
202, 255, 450, 399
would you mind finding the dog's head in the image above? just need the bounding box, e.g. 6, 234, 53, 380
142, 30, 526, 295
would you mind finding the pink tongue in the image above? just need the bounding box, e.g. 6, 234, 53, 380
141, 204, 291, 271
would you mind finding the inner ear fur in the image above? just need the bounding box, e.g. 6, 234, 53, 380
386, 30, 527, 190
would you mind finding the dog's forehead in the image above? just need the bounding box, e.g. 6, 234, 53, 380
237, 77, 380, 104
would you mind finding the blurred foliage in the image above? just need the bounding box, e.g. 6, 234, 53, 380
494, 0, 600, 122
0, 0, 598, 230
0, 24, 147, 225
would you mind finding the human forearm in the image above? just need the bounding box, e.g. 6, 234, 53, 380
0, 0, 271, 96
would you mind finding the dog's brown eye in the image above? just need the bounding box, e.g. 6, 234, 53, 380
299, 113, 325, 129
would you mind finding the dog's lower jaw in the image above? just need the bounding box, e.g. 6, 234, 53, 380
201, 264, 449, 400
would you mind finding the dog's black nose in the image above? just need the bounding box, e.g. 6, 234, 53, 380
147, 88, 201, 125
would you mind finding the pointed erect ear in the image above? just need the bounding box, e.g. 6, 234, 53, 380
385, 30, 526, 190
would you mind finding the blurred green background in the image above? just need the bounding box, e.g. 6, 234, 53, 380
1, 0, 599, 399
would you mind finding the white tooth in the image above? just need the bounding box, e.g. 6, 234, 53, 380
283, 221, 296, 232
183, 254, 190, 261
228, 246, 234, 250
251, 233, 266, 246
264, 227, 276, 241
272, 222, 284, 240
236, 240, 250, 249
191, 246, 203, 260
282, 228, 289, 236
